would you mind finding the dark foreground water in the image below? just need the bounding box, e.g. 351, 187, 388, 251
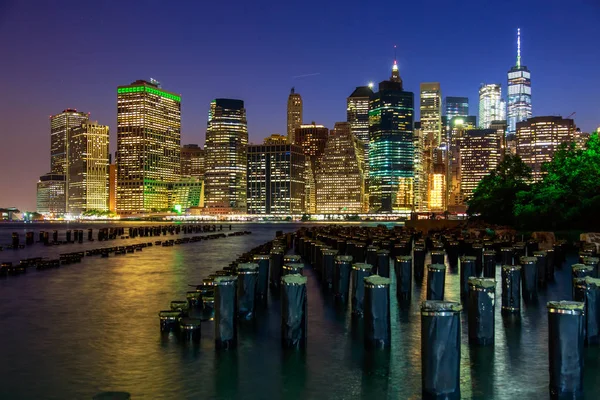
0, 222, 597, 399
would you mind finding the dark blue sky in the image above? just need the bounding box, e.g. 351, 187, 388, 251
0, 0, 599, 210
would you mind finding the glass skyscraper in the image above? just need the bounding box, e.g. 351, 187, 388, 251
445, 97, 469, 119
420, 82, 442, 144
116, 80, 181, 214
478, 84, 505, 129
369, 60, 414, 213
247, 139, 305, 215
347, 86, 373, 155
204, 99, 248, 214
507, 29, 532, 135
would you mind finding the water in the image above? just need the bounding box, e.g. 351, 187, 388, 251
0, 222, 596, 399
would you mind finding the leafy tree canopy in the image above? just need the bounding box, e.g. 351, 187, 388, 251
467, 154, 532, 226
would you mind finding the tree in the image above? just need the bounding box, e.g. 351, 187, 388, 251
515, 133, 600, 230
467, 155, 532, 226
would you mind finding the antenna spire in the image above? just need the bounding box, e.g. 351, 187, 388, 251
516, 28, 521, 68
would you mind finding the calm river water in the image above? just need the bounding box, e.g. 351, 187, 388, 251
0, 222, 596, 399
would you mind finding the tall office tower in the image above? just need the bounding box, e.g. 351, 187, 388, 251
109, 163, 117, 213
315, 122, 367, 214
445, 97, 469, 118
507, 29, 532, 135
247, 139, 305, 214
516, 116, 575, 181
459, 129, 500, 200
287, 88, 303, 144
347, 86, 373, 156
36, 174, 66, 215
294, 122, 329, 213
204, 98, 248, 214
50, 109, 89, 175
413, 122, 427, 212
116, 80, 181, 214
67, 121, 110, 214
369, 59, 415, 213
181, 144, 205, 180
420, 83, 442, 145
447, 116, 478, 209
479, 84, 505, 129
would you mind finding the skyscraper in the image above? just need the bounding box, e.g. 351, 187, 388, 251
67, 121, 110, 214
204, 99, 248, 214
247, 139, 305, 214
459, 129, 500, 200
347, 86, 373, 155
315, 122, 367, 214
50, 109, 89, 176
516, 116, 575, 181
420, 83, 442, 145
287, 88, 303, 144
413, 122, 427, 212
479, 84, 505, 129
448, 116, 478, 209
369, 59, 415, 213
294, 123, 329, 213
116, 80, 181, 214
507, 29, 532, 135
445, 97, 469, 119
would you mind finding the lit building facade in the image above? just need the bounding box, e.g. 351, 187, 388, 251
50, 109, 89, 176
479, 84, 505, 129
447, 117, 477, 209
294, 123, 329, 213
516, 116, 575, 181
347, 86, 373, 158
287, 88, 303, 144
428, 163, 446, 212
181, 144, 205, 180
445, 97, 469, 119
369, 60, 415, 213
413, 123, 427, 212
459, 129, 500, 200
247, 141, 305, 214
507, 29, 532, 135
169, 180, 203, 210
116, 80, 181, 214
67, 122, 110, 214
109, 163, 117, 212
420, 83, 442, 144
204, 99, 248, 214
315, 122, 367, 214
36, 173, 66, 215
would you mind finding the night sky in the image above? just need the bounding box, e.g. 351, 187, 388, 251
0, 0, 598, 211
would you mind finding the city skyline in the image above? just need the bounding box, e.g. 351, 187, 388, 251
1, 0, 599, 210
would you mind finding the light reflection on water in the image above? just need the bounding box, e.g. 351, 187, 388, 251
0, 222, 595, 399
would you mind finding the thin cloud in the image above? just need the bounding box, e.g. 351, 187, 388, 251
292, 73, 321, 79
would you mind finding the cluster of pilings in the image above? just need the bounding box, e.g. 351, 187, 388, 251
158, 231, 293, 346
0, 227, 251, 279
288, 225, 594, 399
1, 224, 232, 251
